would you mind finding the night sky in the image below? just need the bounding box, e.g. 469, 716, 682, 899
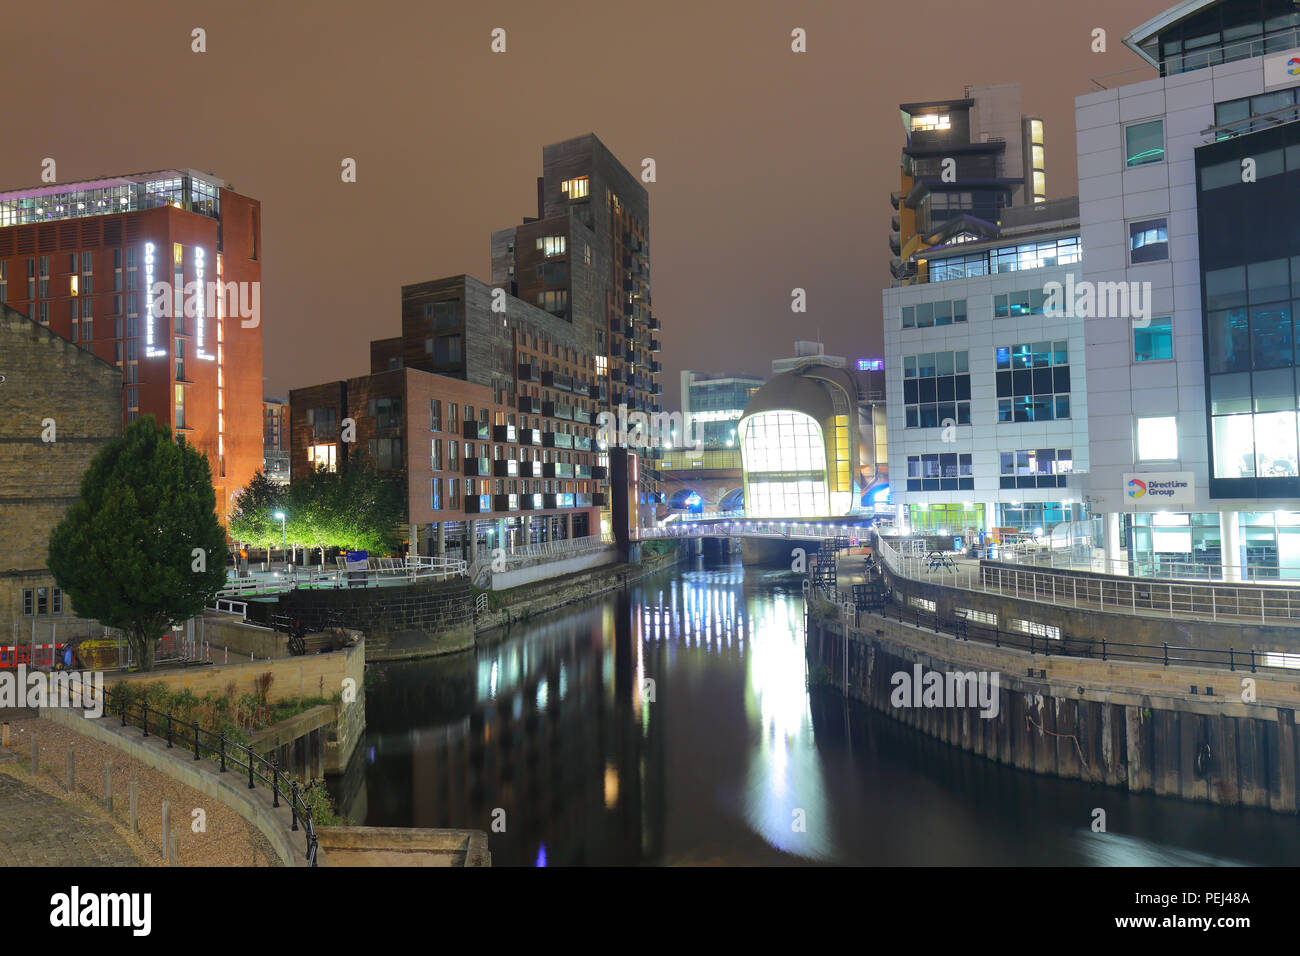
4, 0, 1170, 408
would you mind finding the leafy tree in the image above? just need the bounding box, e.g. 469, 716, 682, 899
48, 415, 228, 671
227, 468, 285, 551
286, 460, 405, 564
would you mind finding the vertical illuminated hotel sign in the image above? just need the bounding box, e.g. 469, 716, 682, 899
195, 246, 214, 361
143, 242, 166, 357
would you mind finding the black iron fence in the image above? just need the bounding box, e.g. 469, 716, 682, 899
105, 688, 318, 866
857, 590, 1294, 677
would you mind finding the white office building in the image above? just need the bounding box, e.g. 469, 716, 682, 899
1076, 0, 1300, 580
882, 200, 1089, 537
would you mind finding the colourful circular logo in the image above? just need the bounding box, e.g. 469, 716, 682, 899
1289, 57, 1300, 75
1127, 478, 1147, 498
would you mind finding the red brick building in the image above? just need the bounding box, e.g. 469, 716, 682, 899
0, 169, 263, 523
290, 276, 608, 559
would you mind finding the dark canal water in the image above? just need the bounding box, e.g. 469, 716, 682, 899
327, 555, 1300, 866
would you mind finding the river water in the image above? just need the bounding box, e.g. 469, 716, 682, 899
329, 555, 1299, 866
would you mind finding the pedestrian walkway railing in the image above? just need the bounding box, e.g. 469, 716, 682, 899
998, 543, 1300, 585
103, 685, 318, 866
639, 520, 867, 541
215, 555, 467, 599
874, 533, 1300, 626
843, 589, 1300, 678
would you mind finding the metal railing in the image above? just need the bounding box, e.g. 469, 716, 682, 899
105, 687, 318, 866
1086, 26, 1300, 91
640, 520, 870, 541
846, 588, 1300, 677
215, 554, 467, 599
1000, 543, 1300, 585
874, 533, 1300, 625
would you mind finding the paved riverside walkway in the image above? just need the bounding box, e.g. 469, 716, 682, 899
0, 713, 279, 866
0, 770, 139, 866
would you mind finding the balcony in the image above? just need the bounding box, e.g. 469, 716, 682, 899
544, 462, 575, 479
464, 457, 491, 477
650, 383, 663, 395
575, 464, 592, 479
648, 317, 660, 331
492, 424, 516, 443
518, 460, 541, 478
493, 494, 519, 512
587, 383, 607, 402
573, 435, 593, 452
517, 362, 540, 382
623, 349, 637, 363
541, 370, 573, 392
621, 321, 636, 337
650, 339, 661, 352
519, 427, 541, 446
462, 421, 490, 440
464, 494, 493, 515
590, 465, 608, 480
493, 458, 518, 478
573, 406, 592, 425
592, 492, 607, 506
519, 494, 542, 511
542, 401, 573, 421
649, 361, 661, 373
518, 396, 541, 415
543, 431, 573, 450
622, 301, 634, 317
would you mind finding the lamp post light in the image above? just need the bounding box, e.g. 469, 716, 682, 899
275, 511, 287, 572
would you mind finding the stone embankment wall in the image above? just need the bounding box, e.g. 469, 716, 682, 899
475, 545, 682, 634
809, 613, 1300, 812
106, 639, 365, 775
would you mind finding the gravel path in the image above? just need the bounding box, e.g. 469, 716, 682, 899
0, 716, 281, 867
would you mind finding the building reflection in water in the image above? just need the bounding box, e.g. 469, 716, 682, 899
346, 561, 840, 865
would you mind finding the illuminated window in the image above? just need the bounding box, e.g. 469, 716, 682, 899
1137, 416, 1178, 460
308, 443, 338, 472
1030, 120, 1044, 145
739, 410, 829, 517
536, 236, 566, 257
911, 113, 950, 132
561, 177, 589, 199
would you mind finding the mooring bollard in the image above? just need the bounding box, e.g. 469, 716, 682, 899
104, 762, 113, 812
2, 721, 9, 748
30, 737, 37, 774
168, 832, 179, 867
129, 780, 138, 833
65, 744, 74, 792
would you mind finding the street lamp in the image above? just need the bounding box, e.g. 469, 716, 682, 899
275, 511, 287, 571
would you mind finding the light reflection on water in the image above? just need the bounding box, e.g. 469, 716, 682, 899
338, 556, 1300, 867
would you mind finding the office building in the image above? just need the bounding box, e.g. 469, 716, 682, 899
883, 122, 1087, 537
0, 169, 263, 523
891, 84, 1047, 286
1076, 0, 1300, 579
679, 370, 763, 449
